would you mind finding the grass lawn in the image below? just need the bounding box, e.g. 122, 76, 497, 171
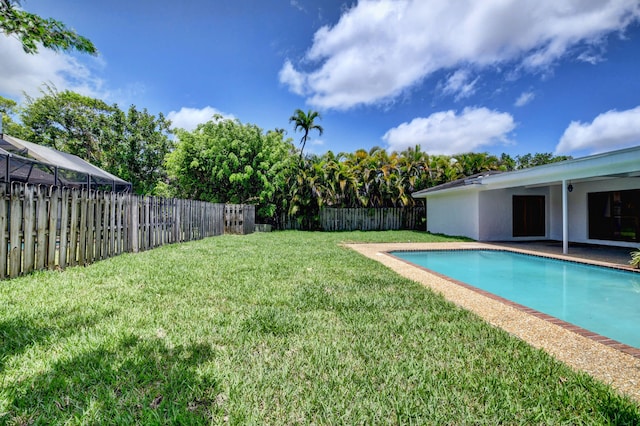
0, 230, 638, 424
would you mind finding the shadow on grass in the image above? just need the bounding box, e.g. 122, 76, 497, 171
3, 334, 223, 425
0, 308, 119, 371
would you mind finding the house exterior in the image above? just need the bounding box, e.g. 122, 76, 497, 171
412, 145, 640, 252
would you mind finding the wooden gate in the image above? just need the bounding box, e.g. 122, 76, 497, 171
224, 204, 255, 234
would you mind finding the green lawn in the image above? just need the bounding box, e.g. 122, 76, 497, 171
0, 231, 638, 424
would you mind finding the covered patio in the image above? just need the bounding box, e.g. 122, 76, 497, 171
413, 145, 640, 255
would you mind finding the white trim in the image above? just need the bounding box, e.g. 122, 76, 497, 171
562, 179, 568, 254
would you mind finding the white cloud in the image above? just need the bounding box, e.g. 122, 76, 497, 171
383, 107, 516, 155
514, 91, 535, 107
0, 35, 106, 101
440, 69, 479, 100
577, 46, 606, 65
167, 106, 235, 131
280, 0, 640, 109
555, 106, 640, 155
278, 60, 307, 96
290, 0, 304, 12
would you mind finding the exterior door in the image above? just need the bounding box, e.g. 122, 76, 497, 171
513, 195, 545, 237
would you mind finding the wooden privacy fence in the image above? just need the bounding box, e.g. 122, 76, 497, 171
0, 182, 255, 280
224, 204, 255, 234
320, 206, 425, 231
279, 206, 425, 231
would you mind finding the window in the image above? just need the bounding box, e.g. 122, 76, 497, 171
588, 190, 640, 242
513, 195, 545, 237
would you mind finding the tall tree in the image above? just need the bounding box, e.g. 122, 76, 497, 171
285, 159, 325, 229
108, 106, 174, 195
0, 95, 27, 136
21, 86, 116, 164
453, 152, 501, 176
499, 153, 517, 171
0, 0, 97, 54
165, 116, 297, 221
515, 152, 572, 169
17, 87, 173, 194
322, 152, 360, 207
288, 109, 323, 159
398, 145, 429, 197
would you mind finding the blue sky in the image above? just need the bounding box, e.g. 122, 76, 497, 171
1, 0, 640, 158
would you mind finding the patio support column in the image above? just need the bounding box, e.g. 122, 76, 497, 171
562, 179, 568, 254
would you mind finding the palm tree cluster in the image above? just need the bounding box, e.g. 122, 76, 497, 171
281, 109, 571, 229
283, 148, 535, 227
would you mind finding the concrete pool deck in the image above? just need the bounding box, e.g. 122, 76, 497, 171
346, 242, 640, 403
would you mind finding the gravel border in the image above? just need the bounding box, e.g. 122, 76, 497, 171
346, 242, 640, 403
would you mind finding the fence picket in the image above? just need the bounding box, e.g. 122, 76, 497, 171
35, 186, 48, 270
23, 185, 35, 273
101, 192, 109, 259
115, 193, 123, 254
87, 190, 97, 264
0, 185, 7, 279
9, 184, 23, 278
69, 189, 79, 267
47, 186, 59, 269
78, 189, 88, 265
109, 192, 115, 256
59, 188, 70, 269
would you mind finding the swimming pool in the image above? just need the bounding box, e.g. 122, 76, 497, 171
391, 250, 640, 349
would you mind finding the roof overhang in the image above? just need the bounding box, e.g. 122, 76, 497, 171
413, 145, 640, 198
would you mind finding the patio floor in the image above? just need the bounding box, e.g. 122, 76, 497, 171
485, 240, 636, 268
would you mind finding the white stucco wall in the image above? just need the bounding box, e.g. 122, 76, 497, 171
477, 186, 550, 241
472, 178, 639, 246
426, 189, 480, 240
548, 184, 563, 241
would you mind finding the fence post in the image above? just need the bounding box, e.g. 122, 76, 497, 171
0, 184, 7, 279
131, 195, 139, 253
69, 189, 79, 266
23, 185, 35, 273
47, 186, 59, 269
35, 186, 48, 269
9, 183, 23, 278
58, 188, 70, 269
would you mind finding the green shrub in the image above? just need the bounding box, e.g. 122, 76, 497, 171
630, 249, 640, 268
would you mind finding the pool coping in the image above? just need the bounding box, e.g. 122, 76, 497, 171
345, 242, 640, 403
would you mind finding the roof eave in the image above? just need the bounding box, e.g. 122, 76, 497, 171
413, 144, 640, 197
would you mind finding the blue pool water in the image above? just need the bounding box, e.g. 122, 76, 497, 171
391, 250, 640, 349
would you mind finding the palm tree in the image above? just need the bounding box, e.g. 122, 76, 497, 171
289, 109, 324, 159
398, 145, 429, 196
